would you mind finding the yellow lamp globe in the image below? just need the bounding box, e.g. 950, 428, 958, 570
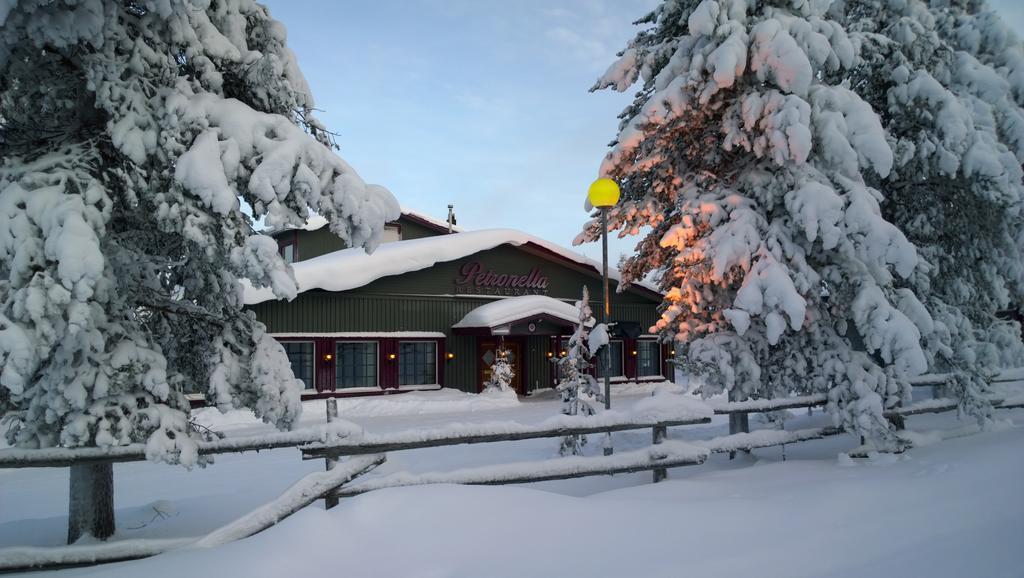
588, 178, 620, 208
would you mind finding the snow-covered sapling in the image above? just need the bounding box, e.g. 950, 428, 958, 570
556, 287, 603, 456
484, 345, 515, 393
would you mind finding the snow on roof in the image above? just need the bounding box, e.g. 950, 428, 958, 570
243, 228, 659, 305
268, 206, 458, 235
452, 295, 581, 329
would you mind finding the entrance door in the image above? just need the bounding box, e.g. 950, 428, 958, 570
478, 339, 523, 394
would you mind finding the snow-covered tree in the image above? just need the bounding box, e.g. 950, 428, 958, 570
0, 0, 398, 542
484, 344, 515, 393
580, 0, 933, 448
556, 287, 603, 456
840, 0, 1024, 422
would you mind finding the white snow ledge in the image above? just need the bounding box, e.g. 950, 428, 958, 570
452, 295, 583, 329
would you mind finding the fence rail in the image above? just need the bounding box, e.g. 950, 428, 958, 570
0, 427, 358, 469
300, 414, 713, 460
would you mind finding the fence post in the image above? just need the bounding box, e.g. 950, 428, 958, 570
652, 425, 667, 483
728, 390, 750, 460
324, 398, 340, 510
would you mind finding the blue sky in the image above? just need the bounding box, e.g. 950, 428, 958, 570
264, 0, 1024, 262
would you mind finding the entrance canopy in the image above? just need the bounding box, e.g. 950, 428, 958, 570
452, 295, 589, 336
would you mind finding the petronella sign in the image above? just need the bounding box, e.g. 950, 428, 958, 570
454, 261, 549, 296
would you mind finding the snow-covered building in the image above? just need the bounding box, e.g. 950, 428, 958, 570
244, 209, 669, 396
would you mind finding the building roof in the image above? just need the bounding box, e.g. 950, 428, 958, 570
243, 228, 661, 305
451, 295, 587, 330
267, 206, 461, 236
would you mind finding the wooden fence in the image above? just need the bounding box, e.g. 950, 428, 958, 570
1, 379, 1022, 573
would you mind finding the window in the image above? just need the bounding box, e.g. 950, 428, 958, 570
281, 243, 296, 263
381, 225, 402, 243
282, 341, 314, 390
595, 340, 624, 378
557, 337, 622, 379
399, 341, 437, 385
278, 233, 297, 263
335, 342, 377, 388
637, 340, 662, 377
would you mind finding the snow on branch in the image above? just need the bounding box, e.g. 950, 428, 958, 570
168, 93, 401, 265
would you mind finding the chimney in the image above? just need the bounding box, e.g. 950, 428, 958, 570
447, 204, 457, 233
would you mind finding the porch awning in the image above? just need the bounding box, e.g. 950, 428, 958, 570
451, 295, 586, 335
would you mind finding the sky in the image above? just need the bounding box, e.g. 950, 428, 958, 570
263, 0, 1024, 263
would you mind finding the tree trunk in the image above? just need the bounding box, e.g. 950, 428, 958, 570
67, 462, 115, 544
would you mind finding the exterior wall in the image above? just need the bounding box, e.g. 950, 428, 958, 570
398, 217, 445, 240
292, 227, 346, 262
250, 243, 667, 394
276, 214, 449, 263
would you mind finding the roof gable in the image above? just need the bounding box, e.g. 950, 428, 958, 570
244, 228, 661, 305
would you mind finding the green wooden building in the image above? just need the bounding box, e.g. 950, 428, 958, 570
245, 209, 670, 397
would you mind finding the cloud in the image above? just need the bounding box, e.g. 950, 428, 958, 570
546, 26, 611, 67
538, 0, 660, 71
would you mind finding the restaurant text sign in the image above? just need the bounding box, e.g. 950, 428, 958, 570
454, 261, 549, 296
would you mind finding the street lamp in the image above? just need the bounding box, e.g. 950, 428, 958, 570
588, 177, 620, 454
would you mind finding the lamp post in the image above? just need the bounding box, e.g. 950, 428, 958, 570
588, 177, 620, 455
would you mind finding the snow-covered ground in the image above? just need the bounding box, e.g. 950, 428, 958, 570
2, 383, 1023, 577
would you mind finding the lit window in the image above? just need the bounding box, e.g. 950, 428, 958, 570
336, 342, 377, 388
637, 340, 661, 377
282, 341, 314, 389
399, 341, 436, 385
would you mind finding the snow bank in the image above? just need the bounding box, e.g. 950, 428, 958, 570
36, 420, 1024, 578
191, 389, 520, 429
328, 389, 521, 418
628, 389, 712, 422
610, 379, 685, 396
